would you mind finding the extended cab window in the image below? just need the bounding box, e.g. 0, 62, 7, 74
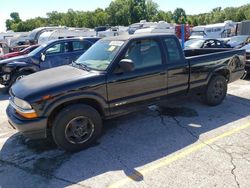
164, 38, 182, 63
72, 41, 91, 51
124, 39, 162, 69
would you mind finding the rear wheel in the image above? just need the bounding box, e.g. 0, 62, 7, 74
52, 104, 102, 152
202, 75, 227, 106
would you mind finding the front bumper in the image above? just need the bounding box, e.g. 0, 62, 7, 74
6, 105, 48, 139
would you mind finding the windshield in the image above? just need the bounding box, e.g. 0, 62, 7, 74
185, 39, 204, 48
28, 43, 46, 56
229, 36, 248, 43
191, 31, 205, 36
75, 40, 124, 71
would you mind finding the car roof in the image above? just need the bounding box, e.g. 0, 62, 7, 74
47, 37, 101, 44
102, 33, 177, 41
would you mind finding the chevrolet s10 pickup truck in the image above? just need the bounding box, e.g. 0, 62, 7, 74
7, 34, 246, 151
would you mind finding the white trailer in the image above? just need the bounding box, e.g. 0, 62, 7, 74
190, 21, 237, 39
134, 21, 175, 34
38, 28, 96, 44
97, 26, 129, 37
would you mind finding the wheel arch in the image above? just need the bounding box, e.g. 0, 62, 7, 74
213, 68, 230, 82
47, 97, 106, 129
206, 65, 230, 84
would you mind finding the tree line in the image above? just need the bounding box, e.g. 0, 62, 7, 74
5, 0, 250, 32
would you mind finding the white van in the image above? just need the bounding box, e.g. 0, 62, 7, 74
190, 21, 236, 39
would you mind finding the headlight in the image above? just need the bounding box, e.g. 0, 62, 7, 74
10, 97, 38, 119
13, 97, 32, 110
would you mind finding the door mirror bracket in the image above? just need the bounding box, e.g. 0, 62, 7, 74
41, 53, 46, 62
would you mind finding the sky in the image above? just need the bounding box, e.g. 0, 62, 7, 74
0, 0, 249, 32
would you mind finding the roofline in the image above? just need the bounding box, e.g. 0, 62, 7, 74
101, 33, 177, 41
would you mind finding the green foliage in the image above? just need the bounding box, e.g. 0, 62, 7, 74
173, 8, 187, 24
5, 12, 21, 30
5, 1, 250, 32
187, 4, 250, 25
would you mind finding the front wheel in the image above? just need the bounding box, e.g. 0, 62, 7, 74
52, 104, 102, 152
202, 75, 227, 106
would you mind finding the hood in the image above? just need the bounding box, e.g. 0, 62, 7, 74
1, 51, 21, 59
0, 55, 29, 65
11, 65, 101, 101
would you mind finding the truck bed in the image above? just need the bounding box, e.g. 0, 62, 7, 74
184, 48, 237, 57
184, 48, 246, 90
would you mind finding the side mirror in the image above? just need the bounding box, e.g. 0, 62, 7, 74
41, 53, 46, 62
118, 59, 134, 73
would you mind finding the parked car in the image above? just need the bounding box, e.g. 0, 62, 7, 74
0, 42, 10, 55
10, 44, 30, 52
0, 45, 40, 60
241, 43, 250, 73
7, 34, 246, 151
0, 37, 100, 88
227, 35, 250, 48
184, 38, 230, 49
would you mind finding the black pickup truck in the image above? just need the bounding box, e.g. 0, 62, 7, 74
7, 34, 246, 151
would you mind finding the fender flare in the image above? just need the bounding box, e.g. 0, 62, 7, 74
208, 66, 231, 83
43, 92, 109, 118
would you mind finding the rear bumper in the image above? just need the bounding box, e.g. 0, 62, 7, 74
6, 105, 47, 139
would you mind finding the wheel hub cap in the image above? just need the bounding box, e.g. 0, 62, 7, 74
65, 116, 94, 144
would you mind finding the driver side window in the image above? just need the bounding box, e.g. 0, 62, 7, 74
123, 39, 162, 70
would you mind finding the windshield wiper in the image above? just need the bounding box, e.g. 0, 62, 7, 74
72, 61, 90, 71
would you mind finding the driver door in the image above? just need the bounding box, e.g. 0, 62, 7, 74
107, 39, 167, 116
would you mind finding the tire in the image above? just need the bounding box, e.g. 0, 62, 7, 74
202, 75, 227, 106
52, 104, 102, 152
